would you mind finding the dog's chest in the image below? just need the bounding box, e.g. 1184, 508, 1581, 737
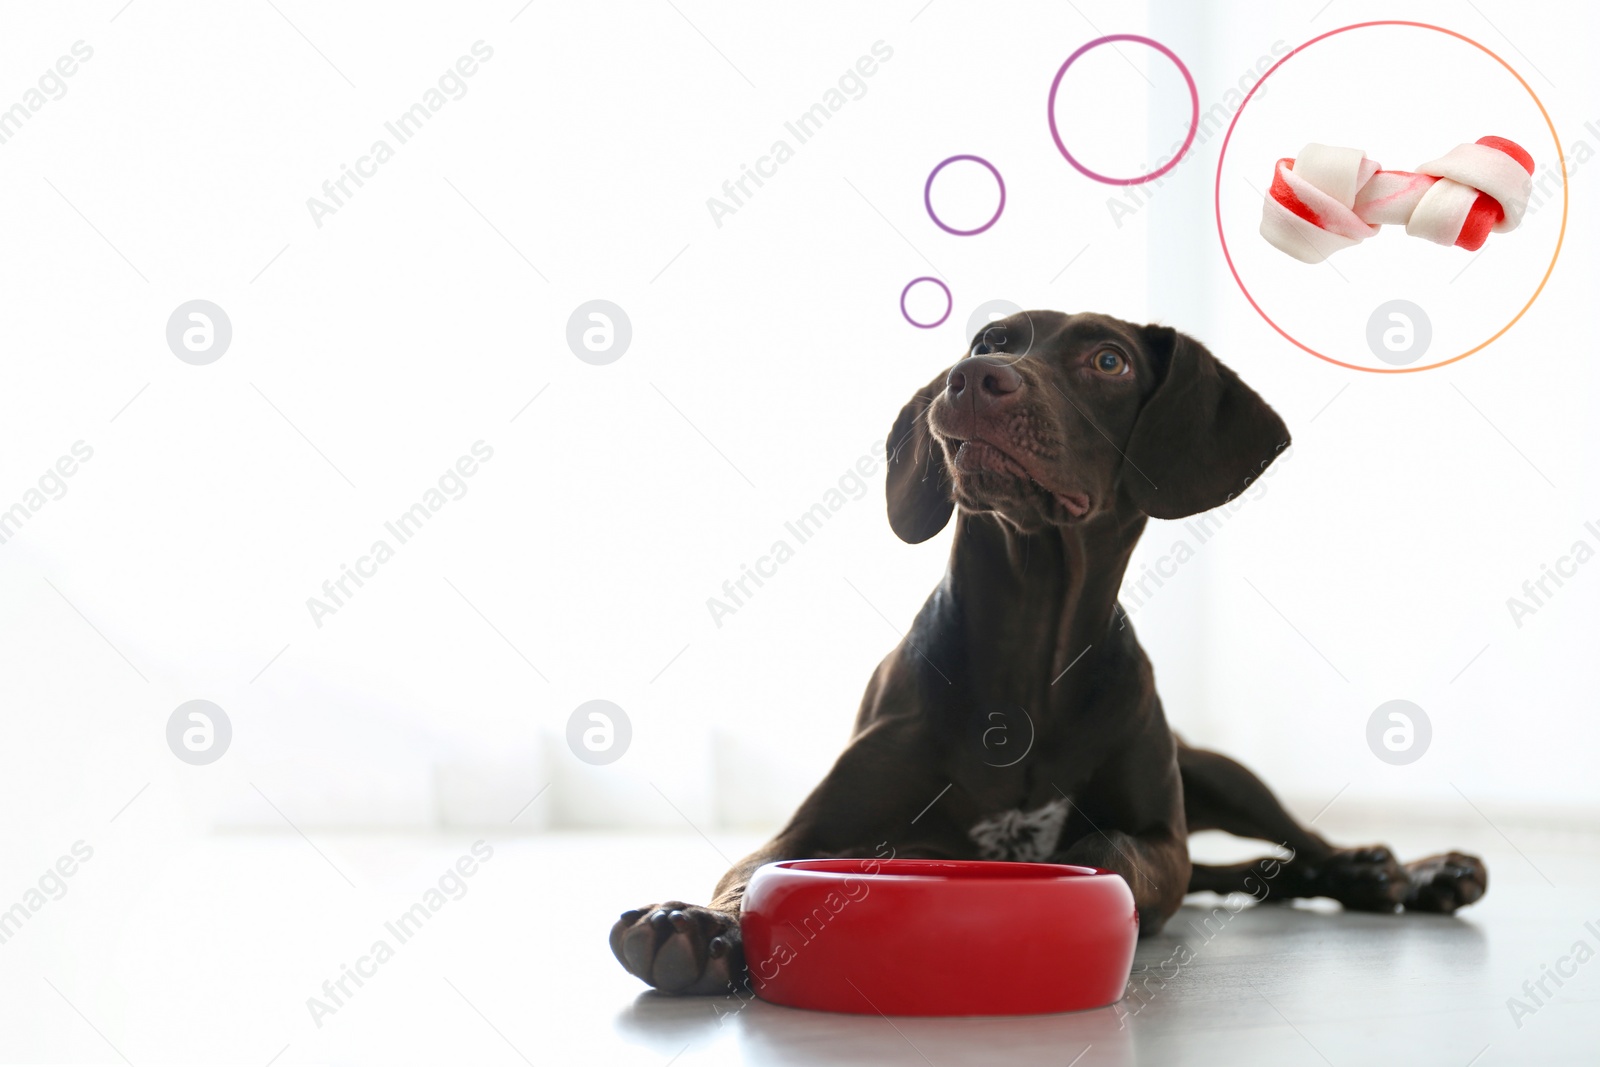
967, 796, 1071, 862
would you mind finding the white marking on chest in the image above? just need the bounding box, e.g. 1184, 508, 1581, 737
968, 796, 1071, 862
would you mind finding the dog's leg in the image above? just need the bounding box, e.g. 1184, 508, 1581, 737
610, 716, 949, 994
1056, 827, 1190, 935
611, 833, 933, 996
1048, 739, 1193, 935
1179, 745, 1486, 914
1179, 745, 1338, 859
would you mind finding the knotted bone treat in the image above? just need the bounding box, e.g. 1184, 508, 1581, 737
1260, 136, 1534, 262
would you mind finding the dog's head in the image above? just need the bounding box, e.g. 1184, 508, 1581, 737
885, 310, 1291, 541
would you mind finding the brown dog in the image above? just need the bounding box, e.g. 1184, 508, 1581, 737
611, 310, 1486, 996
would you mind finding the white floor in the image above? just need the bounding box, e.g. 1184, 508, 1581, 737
8, 815, 1599, 1065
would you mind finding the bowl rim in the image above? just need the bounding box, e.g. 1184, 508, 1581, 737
762, 858, 1120, 883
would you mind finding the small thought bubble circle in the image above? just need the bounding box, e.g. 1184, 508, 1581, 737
566, 300, 632, 365
965, 299, 1024, 347
167, 700, 232, 765
166, 300, 233, 365
1365, 300, 1432, 366
1366, 699, 1431, 765
567, 699, 631, 765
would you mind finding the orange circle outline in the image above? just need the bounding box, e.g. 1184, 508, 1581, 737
1214, 20, 1568, 374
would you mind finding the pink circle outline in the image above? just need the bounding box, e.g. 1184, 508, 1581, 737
923, 155, 1007, 236
1212, 20, 1567, 374
900, 276, 952, 329
1047, 34, 1200, 186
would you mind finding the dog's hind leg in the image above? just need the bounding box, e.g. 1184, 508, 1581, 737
1178, 744, 1486, 914
1179, 744, 1337, 861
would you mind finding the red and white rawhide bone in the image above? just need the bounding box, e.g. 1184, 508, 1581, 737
1261, 136, 1534, 262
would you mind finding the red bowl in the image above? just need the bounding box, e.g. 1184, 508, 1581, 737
740, 858, 1137, 1016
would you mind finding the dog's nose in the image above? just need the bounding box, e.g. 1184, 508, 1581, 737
946, 357, 1023, 408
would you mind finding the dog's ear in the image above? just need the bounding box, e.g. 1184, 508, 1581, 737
1122, 325, 1291, 520
885, 370, 955, 543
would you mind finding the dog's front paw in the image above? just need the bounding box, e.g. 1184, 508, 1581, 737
1402, 852, 1487, 914
1309, 845, 1408, 912
609, 902, 743, 995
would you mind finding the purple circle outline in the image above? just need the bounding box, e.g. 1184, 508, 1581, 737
923, 155, 1007, 236
900, 276, 952, 329
1047, 34, 1200, 186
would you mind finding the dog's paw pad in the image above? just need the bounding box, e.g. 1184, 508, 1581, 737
1403, 852, 1487, 914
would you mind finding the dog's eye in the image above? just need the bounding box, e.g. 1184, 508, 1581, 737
1092, 349, 1128, 376
973, 328, 1004, 356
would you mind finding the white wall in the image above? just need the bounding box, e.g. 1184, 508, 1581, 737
0, 0, 1592, 859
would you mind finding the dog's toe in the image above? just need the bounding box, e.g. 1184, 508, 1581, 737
619, 909, 667, 977
651, 910, 708, 991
